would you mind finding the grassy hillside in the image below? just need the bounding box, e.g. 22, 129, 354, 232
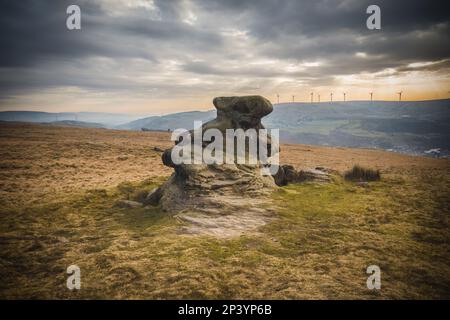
0, 123, 449, 299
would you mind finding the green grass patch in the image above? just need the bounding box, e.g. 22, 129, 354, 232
1, 173, 449, 299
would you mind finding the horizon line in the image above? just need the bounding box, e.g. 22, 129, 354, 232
1, 98, 449, 116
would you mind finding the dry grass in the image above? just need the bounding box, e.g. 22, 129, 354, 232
344, 165, 381, 181
0, 122, 172, 210
0, 122, 449, 299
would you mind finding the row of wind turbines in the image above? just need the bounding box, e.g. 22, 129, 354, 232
276, 91, 404, 104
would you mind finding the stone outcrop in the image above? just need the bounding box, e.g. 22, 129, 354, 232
273, 165, 332, 186
140, 95, 335, 237
147, 95, 277, 213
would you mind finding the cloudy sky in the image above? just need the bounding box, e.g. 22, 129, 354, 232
1, 0, 449, 114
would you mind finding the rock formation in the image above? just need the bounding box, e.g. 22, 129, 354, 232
142, 95, 333, 237
145, 95, 278, 214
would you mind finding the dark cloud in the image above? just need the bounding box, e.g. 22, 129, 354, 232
0, 0, 449, 107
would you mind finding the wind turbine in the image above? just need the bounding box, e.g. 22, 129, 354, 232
318, 94, 321, 103
370, 92, 373, 102
292, 95, 295, 103
276, 93, 279, 104
343, 92, 346, 102
310, 92, 313, 103
397, 91, 403, 102
330, 92, 333, 102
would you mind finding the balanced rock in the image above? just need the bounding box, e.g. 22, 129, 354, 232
148, 95, 278, 212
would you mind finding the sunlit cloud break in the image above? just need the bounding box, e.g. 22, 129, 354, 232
0, 0, 449, 114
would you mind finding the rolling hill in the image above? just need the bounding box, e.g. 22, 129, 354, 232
118, 99, 450, 157
46, 120, 105, 128
116, 110, 216, 131
2, 100, 449, 156
0, 111, 144, 127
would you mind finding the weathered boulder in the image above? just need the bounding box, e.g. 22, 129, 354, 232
141, 96, 336, 237
212, 96, 273, 130
149, 95, 278, 212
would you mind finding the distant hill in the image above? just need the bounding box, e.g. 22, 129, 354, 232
265, 99, 450, 156
3, 100, 449, 156
0, 111, 143, 127
118, 99, 450, 157
116, 110, 216, 131
46, 120, 105, 128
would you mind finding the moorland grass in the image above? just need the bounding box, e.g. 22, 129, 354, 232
1, 172, 449, 299
344, 165, 381, 181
